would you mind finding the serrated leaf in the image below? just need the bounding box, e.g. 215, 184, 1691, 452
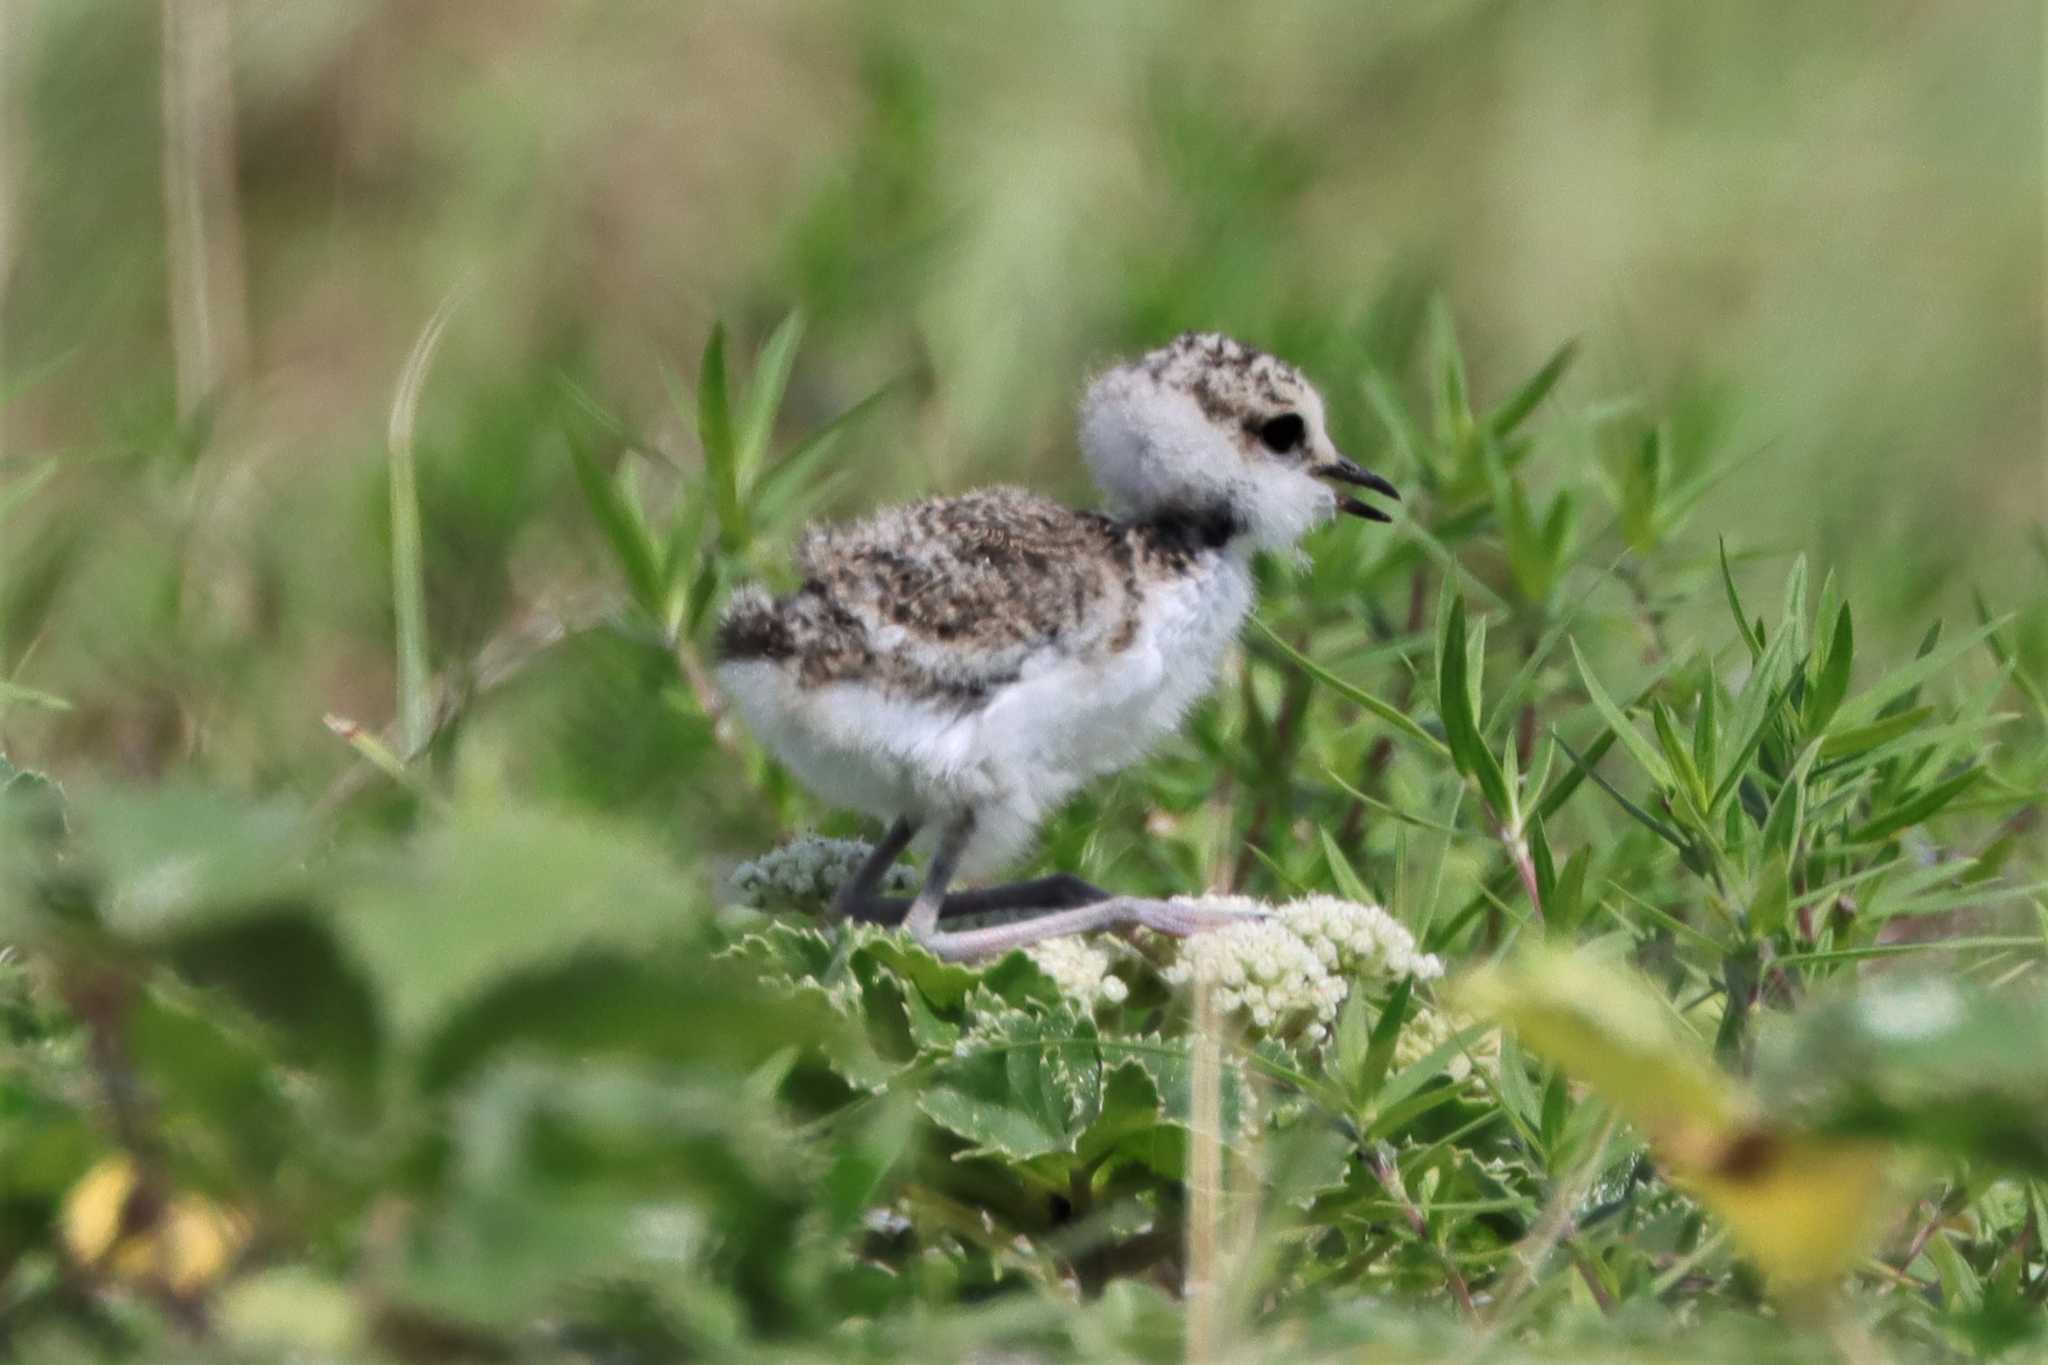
919, 1007, 1100, 1161
1075, 1060, 1170, 1170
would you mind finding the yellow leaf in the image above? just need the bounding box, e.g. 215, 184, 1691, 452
61, 1156, 140, 1266
1677, 1130, 1895, 1292
61, 1155, 249, 1297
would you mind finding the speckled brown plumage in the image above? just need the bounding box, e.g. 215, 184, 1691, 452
716, 486, 1235, 708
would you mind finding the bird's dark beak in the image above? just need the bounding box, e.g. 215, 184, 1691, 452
1319, 455, 1400, 523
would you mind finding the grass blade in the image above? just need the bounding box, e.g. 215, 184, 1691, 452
386, 281, 469, 758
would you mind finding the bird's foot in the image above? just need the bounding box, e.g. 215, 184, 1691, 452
1118, 896, 1271, 939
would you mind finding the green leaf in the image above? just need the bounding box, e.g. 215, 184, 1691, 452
1711, 629, 1795, 814
1693, 665, 1718, 782
1749, 854, 1791, 939
735, 310, 805, 483
1486, 339, 1578, 438
1253, 617, 1447, 758
1534, 728, 1614, 823
1650, 699, 1707, 816
1554, 733, 1688, 852
1075, 1060, 1171, 1171
1779, 554, 1809, 658
1527, 812, 1556, 908
1440, 597, 1511, 817
159, 906, 385, 1105
1818, 706, 1933, 761
338, 806, 713, 1041
569, 436, 664, 617
1833, 617, 2006, 728
696, 324, 741, 545
1758, 755, 1808, 856
1361, 363, 1433, 486
751, 380, 897, 524
1549, 846, 1591, 936
416, 951, 813, 1095
1570, 640, 1672, 790
1355, 977, 1414, 1106
919, 1007, 1100, 1161
1806, 603, 1853, 733
1848, 766, 1983, 845
1319, 828, 1375, 903
1720, 538, 1763, 659
1427, 298, 1469, 447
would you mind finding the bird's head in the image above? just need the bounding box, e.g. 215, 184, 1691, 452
1078, 332, 1399, 552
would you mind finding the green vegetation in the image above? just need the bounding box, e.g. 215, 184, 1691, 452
1, 4, 2043, 1361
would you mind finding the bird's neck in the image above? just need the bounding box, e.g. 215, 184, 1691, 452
1128, 502, 1246, 556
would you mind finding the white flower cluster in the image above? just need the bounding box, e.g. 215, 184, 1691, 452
1273, 895, 1445, 982
726, 835, 919, 914
1394, 1003, 1498, 1084
1158, 894, 1443, 1044
1025, 935, 1131, 1010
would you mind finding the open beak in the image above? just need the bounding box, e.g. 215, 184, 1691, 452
1319, 455, 1401, 523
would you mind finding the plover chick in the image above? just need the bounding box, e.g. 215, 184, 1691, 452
716, 332, 1399, 962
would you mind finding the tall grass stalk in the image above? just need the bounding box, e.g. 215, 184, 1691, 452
157, 0, 248, 417
385, 282, 468, 760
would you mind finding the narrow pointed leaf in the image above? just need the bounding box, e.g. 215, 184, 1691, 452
1571, 640, 1672, 790
736, 310, 805, 482
1487, 339, 1578, 438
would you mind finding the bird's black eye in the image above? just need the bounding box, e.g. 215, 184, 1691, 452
1255, 413, 1306, 454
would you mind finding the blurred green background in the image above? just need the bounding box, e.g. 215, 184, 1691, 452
1, 0, 2041, 797
3, 7, 2047, 1357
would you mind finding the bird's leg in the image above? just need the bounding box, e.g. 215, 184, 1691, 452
914, 894, 1262, 964
829, 820, 1105, 925
901, 812, 1259, 964
848, 873, 1111, 927
901, 811, 979, 942
829, 817, 918, 921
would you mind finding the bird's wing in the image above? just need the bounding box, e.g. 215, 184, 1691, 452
784, 487, 1141, 702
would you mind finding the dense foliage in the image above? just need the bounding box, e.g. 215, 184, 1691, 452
2, 5, 2043, 1360
3, 307, 2045, 1362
